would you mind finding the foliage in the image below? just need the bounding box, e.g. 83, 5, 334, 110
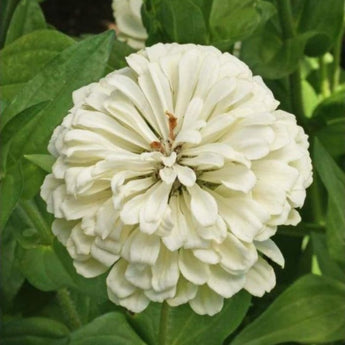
0, 0, 344, 344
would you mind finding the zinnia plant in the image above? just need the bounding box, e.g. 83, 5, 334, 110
0, 0, 344, 344
41, 43, 312, 315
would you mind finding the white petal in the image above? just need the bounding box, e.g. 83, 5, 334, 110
159, 167, 177, 184
116, 291, 150, 313
125, 263, 152, 290
187, 185, 218, 226
255, 239, 285, 268
52, 219, 76, 245
167, 278, 198, 306
107, 260, 136, 298
73, 258, 107, 278
122, 231, 160, 265
91, 237, 120, 267
207, 265, 245, 298
151, 246, 179, 291
244, 257, 276, 297
213, 233, 258, 274
189, 285, 224, 316
200, 163, 256, 193
193, 249, 220, 264
140, 182, 171, 233
196, 216, 227, 243
174, 164, 196, 187
179, 250, 210, 285
180, 152, 224, 170
145, 287, 176, 302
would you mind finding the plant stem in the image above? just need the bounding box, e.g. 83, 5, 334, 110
56, 288, 82, 330
331, 18, 345, 91
278, 223, 325, 237
319, 55, 331, 99
18, 199, 52, 244
276, 0, 306, 127
310, 174, 324, 225
158, 301, 169, 345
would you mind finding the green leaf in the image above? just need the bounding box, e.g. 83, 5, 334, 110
0, 101, 48, 173
0, 30, 74, 103
231, 275, 345, 345
0, 163, 23, 231
311, 232, 345, 282
53, 241, 108, 301
107, 39, 135, 71
293, 0, 345, 56
313, 90, 345, 156
24, 154, 55, 173
0, 0, 20, 47
129, 291, 251, 345
241, 20, 311, 79
20, 244, 78, 291
159, 0, 208, 44
0, 30, 114, 149
0, 317, 69, 345
314, 139, 345, 264
68, 312, 147, 345
0, 215, 25, 308
209, 0, 275, 50
5, 0, 46, 46
0, 31, 114, 199
11, 198, 107, 298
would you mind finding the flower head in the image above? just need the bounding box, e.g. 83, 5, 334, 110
41, 43, 312, 316
112, 0, 147, 49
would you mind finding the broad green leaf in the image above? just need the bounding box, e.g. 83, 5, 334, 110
0, 102, 48, 173
209, 0, 275, 50
24, 154, 55, 173
293, 0, 345, 56
20, 244, 77, 291
5, 0, 46, 46
241, 19, 311, 79
0, 163, 23, 231
0, 317, 69, 345
107, 39, 135, 71
0, 215, 25, 308
129, 290, 251, 345
68, 312, 147, 345
158, 0, 208, 44
231, 275, 345, 345
311, 232, 345, 282
0, 31, 114, 199
313, 90, 345, 156
53, 241, 108, 302
10, 197, 107, 298
314, 139, 345, 264
0, 0, 20, 47
0, 30, 114, 131
0, 30, 74, 103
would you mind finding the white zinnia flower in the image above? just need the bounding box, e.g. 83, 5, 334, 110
41, 43, 312, 316
112, 0, 148, 49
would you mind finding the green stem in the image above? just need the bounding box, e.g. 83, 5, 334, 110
278, 223, 325, 237
310, 173, 324, 225
319, 55, 331, 99
158, 302, 169, 345
18, 199, 52, 244
56, 288, 82, 330
276, 0, 306, 127
331, 18, 345, 91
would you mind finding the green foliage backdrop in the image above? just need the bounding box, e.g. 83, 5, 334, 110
0, 0, 344, 344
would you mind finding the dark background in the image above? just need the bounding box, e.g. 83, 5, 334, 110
41, 0, 114, 36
